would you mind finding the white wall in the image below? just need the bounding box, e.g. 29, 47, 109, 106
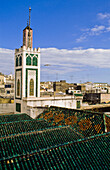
100, 93, 110, 103
26, 97, 77, 109
0, 103, 14, 114
22, 96, 83, 118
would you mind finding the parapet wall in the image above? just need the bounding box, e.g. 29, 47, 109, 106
15, 46, 40, 53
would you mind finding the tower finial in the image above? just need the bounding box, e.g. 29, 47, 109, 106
29, 7, 31, 29
23, 7, 33, 48
29, 7, 31, 48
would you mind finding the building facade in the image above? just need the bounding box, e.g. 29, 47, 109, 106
14, 9, 83, 118
14, 17, 40, 113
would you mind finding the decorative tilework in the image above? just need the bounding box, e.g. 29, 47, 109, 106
16, 54, 22, 67
33, 56, 37, 66
17, 79, 20, 96
0, 119, 51, 137
37, 106, 105, 137
26, 56, 31, 65
0, 114, 32, 123
30, 79, 34, 96
26, 53, 38, 66
15, 69, 22, 100
30, 54, 34, 57
0, 117, 109, 169
26, 68, 38, 97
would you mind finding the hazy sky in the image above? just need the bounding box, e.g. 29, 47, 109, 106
0, 0, 110, 83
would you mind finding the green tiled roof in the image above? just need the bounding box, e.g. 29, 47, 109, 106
0, 126, 83, 160
0, 114, 32, 124
37, 106, 105, 137
0, 111, 108, 169
0, 132, 109, 169
0, 119, 53, 137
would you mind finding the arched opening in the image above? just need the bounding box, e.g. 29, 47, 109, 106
33, 57, 37, 66
16, 57, 18, 67
30, 79, 34, 96
26, 56, 31, 65
17, 79, 20, 96
19, 56, 22, 66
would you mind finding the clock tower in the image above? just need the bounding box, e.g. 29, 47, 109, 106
14, 8, 40, 114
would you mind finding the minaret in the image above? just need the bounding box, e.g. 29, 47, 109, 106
14, 8, 40, 114
23, 7, 33, 48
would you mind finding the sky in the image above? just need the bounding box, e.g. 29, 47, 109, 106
0, 0, 110, 83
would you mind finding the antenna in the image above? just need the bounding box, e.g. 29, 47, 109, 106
29, 7, 31, 48
29, 7, 31, 29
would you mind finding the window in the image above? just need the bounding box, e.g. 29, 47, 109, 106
26, 56, 31, 65
17, 79, 20, 96
30, 79, 34, 96
16, 57, 18, 66
33, 57, 37, 66
7, 91, 10, 94
16, 103, 21, 112
5, 85, 11, 88
77, 101, 80, 109
19, 56, 22, 66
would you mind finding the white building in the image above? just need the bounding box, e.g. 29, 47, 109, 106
93, 83, 108, 93
14, 8, 83, 118
14, 8, 40, 113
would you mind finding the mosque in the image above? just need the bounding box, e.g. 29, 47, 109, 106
0, 8, 109, 169
14, 8, 83, 118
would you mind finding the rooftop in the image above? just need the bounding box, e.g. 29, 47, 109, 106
0, 108, 109, 169
23, 26, 32, 31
